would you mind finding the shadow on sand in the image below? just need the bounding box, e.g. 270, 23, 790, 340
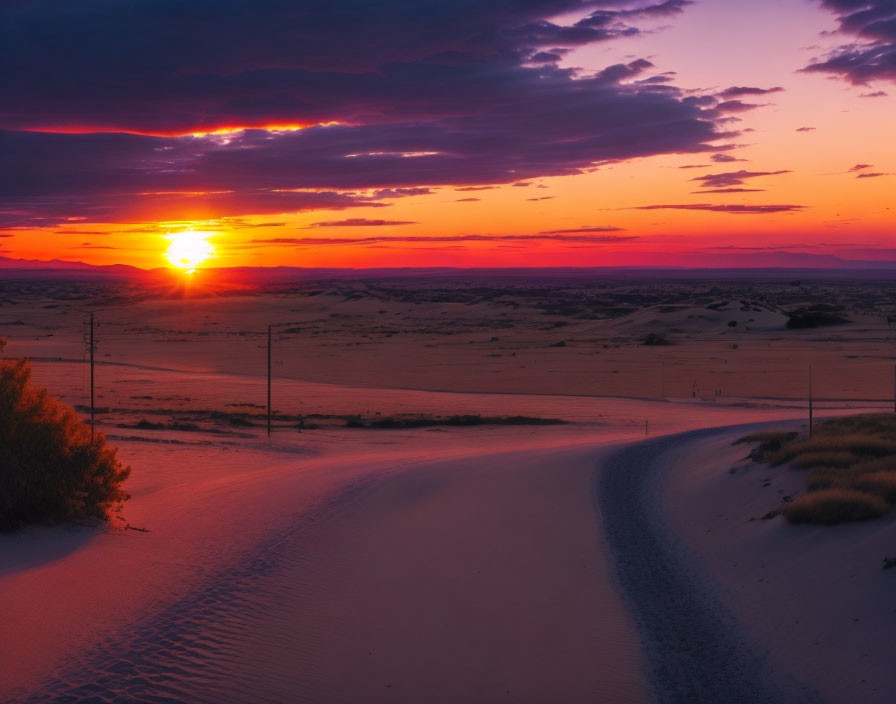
0, 525, 99, 578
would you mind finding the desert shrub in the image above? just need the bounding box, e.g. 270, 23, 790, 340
791, 451, 861, 469
0, 356, 130, 530
785, 309, 850, 329
806, 471, 849, 493
739, 414, 896, 525
850, 473, 896, 504
642, 333, 672, 346
812, 414, 896, 438
783, 489, 889, 525
850, 455, 896, 475
766, 434, 896, 466
734, 431, 798, 462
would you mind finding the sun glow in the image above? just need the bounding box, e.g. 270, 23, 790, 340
165, 230, 215, 273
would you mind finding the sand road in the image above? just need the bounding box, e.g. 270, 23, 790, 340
10, 441, 648, 703
7, 421, 882, 703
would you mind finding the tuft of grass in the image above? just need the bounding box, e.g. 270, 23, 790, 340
734, 431, 797, 462
766, 435, 896, 466
790, 451, 861, 469
783, 489, 889, 525
739, 414, 896, 526
851, 473, 896, 504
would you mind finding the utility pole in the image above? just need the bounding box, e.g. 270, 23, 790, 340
90, 312, 95, 441
808, 365, 814, 439
267, 324, 272, 437
266, 322, 301, 438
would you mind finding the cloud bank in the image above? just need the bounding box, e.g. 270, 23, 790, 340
0, 1, 733, 227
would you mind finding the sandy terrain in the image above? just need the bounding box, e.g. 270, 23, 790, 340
1, 276, 893, 702
657, 425, 896, 704
3, 275, 895, 406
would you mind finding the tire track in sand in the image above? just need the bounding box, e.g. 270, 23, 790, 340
598, 428, 823, 704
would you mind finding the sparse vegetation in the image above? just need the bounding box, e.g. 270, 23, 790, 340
738, 414, 896, 525
0, 345, 131, 530
350, 414, 568, 429
642, 333, 672, 346
783, 489, 889, 525
785, 305, 850, 329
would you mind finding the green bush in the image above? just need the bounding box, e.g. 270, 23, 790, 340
0, 353, 131, 531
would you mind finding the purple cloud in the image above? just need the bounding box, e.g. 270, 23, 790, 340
719, 86, 784, 99
710, 153, 746, 163
692, 188, 765, 194
691, 169, 791, 188
249, 233, 639, 247
804, 1, 896, 84
305, 218, 418, 228
539, 226, 624, 234
635, 203, 805, 214
0, 1, 737, 227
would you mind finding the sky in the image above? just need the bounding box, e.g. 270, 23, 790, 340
1, 0, 894, 270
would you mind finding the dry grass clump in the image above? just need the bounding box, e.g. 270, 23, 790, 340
783, 489, 889, 525
0, 350, 131, 531
734, 431, 797, 461
738, 414, 896, 525
790, 451, 861, 469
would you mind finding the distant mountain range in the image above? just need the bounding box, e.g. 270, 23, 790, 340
2, 254, 896, 282
0, 256, 146, 275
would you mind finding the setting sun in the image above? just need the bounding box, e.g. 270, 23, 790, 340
165, 230, 215, 272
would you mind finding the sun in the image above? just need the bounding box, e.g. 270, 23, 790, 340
165, 230, 215, 273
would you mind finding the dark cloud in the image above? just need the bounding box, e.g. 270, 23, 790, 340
849, 163, 874, 171
710, 153, 746, 163
0, 1, 733, 226
304, 218, 418, 228
372, 188, 434, 199
539, 226, 624, 234
692, 188, 765, 194
0, 0, 696, 134
455, 198, 481, 202
714, 100, 763, 113
249, 233, 639, 247
795, 126, 816, 132
718, 86, 783, 99
526, 196, 555, 201
634, 203, 804, 214
860, 90, 889, 97
803, 1, 896, 84
856, 172, 890, 178
690, 169, 790, 188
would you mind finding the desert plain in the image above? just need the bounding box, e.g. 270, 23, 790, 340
2, 270, 895, 703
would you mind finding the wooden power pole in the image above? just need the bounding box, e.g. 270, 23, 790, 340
808, 365, 814, 438
90, 312, 95, 441
267, 324, 272, 437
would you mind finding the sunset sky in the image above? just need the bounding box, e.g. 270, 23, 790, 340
1, 0, 894, 270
